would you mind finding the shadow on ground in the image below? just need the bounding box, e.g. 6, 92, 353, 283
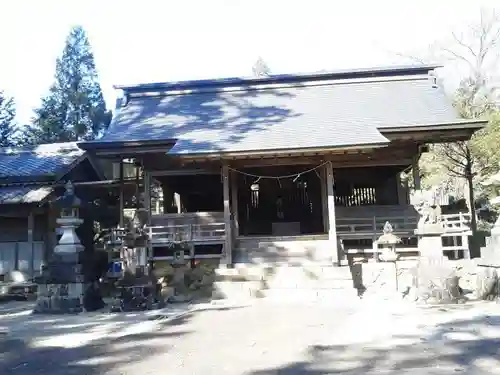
0, 302, 242, 375
248, 313, 500, 375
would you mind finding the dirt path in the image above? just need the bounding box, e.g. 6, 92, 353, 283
2, 300, 500, 375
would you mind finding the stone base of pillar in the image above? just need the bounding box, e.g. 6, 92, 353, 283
33, 252, 85, 314
415, 223, 443, 258
33, 283, 84, 314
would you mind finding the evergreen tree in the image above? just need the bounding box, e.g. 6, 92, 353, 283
27, 25, 111, 144
0, 91, 17, 147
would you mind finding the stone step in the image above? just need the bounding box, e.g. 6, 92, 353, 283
259, 288, 360, 304
216, 265, 354, 282
212, 279, 359, 302
265, 278, 354, 290
212, 281, 265, 300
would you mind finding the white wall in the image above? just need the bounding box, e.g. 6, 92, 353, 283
0, 241, 44, 276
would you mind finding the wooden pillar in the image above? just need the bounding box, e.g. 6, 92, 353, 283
231, 171, 239, 237
144, 170, 153, 272
222, 163, 232, 266
326, 162, 340, 266
396, 173, 407, 205
44, 206, 56, 264
27, 212, 34, 275
412, 155, 421, 191
320, 166, 329, 232
119, 159, 124, 227
462, 234, 471, 259
162, 184, 174, 213
144, 171, 152, 223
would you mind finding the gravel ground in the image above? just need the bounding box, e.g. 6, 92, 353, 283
1, 299, 500, 375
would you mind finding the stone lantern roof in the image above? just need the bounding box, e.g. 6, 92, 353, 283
54, 181, 81, 210
377, 221, 401, 245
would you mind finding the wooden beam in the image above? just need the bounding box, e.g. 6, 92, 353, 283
325, 162, 340, 266
150, 169, 218, 176
142, 143, 421, 171
229, 157, 415, 169
222, 163, 232, 265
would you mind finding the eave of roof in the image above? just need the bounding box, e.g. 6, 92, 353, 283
78, 138, 178, 158
167, 142, 389, 160
0, 185, 54, 205
379, 119, 487, 132
115, 64, 441, 93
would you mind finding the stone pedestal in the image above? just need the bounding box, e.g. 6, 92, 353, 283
413, 223, 464, 304
108, 229, 162, 312
415, 223, 443, 258
34, 224, 86, 313
479, 217, 500, 267
169, 250, 192, 303
414, 257, 463, 304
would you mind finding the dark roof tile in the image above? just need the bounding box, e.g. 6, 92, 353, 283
0, 142, 84, 180
97, 76, 461, 155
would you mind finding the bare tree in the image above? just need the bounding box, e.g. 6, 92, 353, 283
434, 8, 500, 235
252, 57, 271, 77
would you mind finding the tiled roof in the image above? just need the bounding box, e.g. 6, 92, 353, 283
0, 185, 53, 204
0, 142, 84, 181
94, 66, 465, 155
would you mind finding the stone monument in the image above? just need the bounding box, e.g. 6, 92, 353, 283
411, 191, 464, 304
33, 182, 86, 314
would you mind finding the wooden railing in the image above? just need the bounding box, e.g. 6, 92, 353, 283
337, 216, 418, 236
149, 212, 226, 245
336, 212, 472, 238
146, 208, 472, 244
441, 212, 471, 234
149, 223, 226, 244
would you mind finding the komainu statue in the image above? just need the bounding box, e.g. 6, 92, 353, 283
412, 190, 442, 230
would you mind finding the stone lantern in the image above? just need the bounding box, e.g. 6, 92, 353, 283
33, 181, 86, 314
376, 221, 401, 290
377, 221, 400, 262
54, 182, 84, 254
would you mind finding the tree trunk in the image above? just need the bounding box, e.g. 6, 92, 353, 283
466, 172, 478, 235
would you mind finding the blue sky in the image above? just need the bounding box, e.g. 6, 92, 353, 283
0, 0, 496, 124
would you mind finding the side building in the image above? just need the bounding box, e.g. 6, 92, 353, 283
0, 142, 105, 277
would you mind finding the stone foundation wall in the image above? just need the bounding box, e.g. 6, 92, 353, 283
352, 261, 417, 297
357, 259, 498, 301
235, 238, 333, 264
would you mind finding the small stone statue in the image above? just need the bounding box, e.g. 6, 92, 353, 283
412, 191, 442, 230
383, 221, 393, 235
